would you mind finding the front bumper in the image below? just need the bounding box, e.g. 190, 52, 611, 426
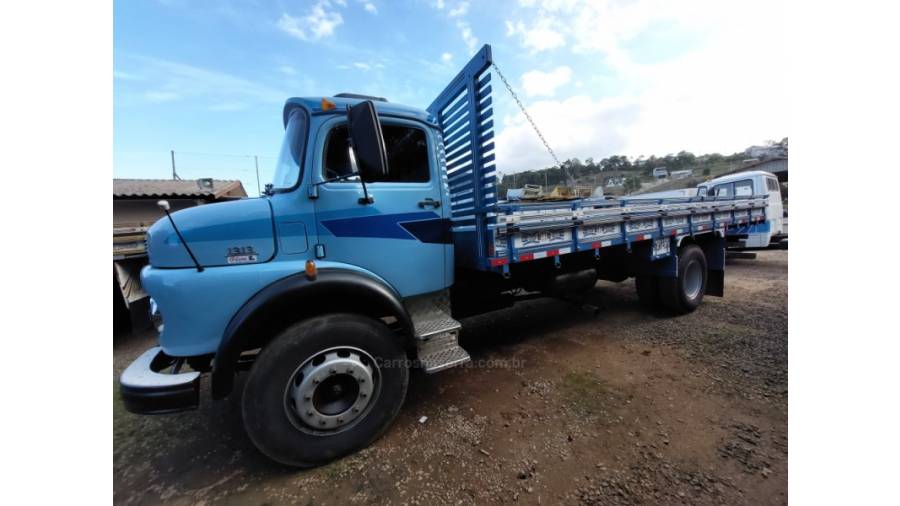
119, 347, 201, 414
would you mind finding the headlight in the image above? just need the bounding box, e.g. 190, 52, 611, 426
149, 298, 164, 332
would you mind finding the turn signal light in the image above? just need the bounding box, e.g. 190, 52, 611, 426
305, 259, 318, 280
321, 98, 336, 111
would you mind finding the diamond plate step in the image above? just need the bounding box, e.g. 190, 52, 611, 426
406, 293, 461, 339
416, 330, 471, 373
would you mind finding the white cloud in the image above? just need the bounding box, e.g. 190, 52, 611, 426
521, 66, 572, 97
441, 52, 453, 63
449, 1, 469, 17
121, 56, 290, 109
435, 0, 445, 9
506, 19, 565, 52
496, 94, 640, 171
144, 91, 181, 103
353, 62, 372, 71
457, 21, 478, 54
494, 0, 788, 171
364, 2, 377, 13
113, 70, 142, 81
278, 65, 297, 76
277, 2, 344, 41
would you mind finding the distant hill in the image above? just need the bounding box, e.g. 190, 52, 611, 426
497, 138, 788, 198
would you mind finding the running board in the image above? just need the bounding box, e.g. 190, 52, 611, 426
416, 330, 471, 373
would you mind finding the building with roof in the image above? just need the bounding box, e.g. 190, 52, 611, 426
113, 178, 247, 333
114, 178, 247, 257
718, 157, 788, 183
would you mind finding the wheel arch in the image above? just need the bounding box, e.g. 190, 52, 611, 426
211, 267, 413, 399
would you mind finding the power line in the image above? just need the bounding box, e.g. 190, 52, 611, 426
169, 149, 275, 196
175, 150, 275, 160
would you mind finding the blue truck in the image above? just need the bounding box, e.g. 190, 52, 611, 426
120, 45, 770, 467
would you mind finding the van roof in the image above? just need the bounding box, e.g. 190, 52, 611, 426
698, 170, 777, 187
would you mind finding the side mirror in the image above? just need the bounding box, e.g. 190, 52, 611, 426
347, 101, 388, 182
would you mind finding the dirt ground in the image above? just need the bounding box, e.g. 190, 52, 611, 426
114, 250, 787, 505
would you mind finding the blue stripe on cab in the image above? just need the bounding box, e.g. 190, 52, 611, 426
321, 211, 440, 240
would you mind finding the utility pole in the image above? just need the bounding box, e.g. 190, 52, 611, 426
170, 149, 181, 180
254, 155, 261, 197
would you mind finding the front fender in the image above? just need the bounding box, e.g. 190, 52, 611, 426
211, 267, 413, 399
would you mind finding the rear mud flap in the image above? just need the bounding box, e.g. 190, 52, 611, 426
705, 269, 724, 297
701, 235, 726, 297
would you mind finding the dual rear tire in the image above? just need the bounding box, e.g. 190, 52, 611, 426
635, 244, 708, 314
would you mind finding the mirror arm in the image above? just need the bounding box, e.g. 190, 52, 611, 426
347, 143, 374, 205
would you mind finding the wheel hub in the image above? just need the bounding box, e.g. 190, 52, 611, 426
288, 349, 376, 431
684, 260, 703, 299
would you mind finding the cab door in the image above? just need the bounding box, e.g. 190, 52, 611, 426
764, 176, 784, 235
311, 116, 449, 297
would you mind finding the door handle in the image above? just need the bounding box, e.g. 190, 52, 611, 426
418, 198, 440, 209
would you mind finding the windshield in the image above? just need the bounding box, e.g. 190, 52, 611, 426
270, 108, 309, 190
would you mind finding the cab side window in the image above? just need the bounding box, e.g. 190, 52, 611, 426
713, 183, 732, 197
734, 179, 754, 197
322, 124, 430, 183
381, 125, 430, 183
323, 125, 353, 180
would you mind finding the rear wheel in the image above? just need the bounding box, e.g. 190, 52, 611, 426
242, 313, 409, 467
658, 244, 707, 314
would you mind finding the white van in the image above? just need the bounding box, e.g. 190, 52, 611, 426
697, 170, 785, 248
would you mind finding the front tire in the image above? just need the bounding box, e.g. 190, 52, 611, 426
658, 244, 707, 314
242, 313, 409, 467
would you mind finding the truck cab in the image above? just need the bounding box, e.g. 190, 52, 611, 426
697, 170, 785, 248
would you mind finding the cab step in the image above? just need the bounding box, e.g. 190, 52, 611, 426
405, 291, 470, 373
406, 292, 462, 339
416, 329, 471, 373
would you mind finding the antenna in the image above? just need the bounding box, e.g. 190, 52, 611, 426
157, 200, 203, 272
170, 150, 181, 180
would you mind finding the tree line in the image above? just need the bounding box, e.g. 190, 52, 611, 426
496, 138, 787, 196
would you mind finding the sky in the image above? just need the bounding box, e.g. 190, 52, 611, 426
114, 0, 788, 195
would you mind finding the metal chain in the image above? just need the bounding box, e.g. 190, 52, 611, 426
491, 61, 563, 169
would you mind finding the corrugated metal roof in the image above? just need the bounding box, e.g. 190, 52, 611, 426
113, 179, 248, 199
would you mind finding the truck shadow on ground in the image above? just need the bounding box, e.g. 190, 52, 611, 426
114, 281, 651, 494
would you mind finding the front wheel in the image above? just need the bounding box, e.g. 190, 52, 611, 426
658, 244, 707, 314
242, 313, 409, 467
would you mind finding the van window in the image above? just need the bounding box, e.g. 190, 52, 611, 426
767, 177, 780, 192
734, 179, 754, 197
713, 183, 732, 197
323, 124, 430, 183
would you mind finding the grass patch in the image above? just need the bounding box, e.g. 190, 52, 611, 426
559, 371, 627, 417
